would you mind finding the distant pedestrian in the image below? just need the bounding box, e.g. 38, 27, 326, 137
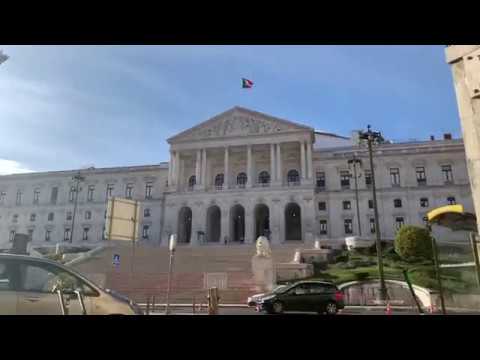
224, 236, 228, 245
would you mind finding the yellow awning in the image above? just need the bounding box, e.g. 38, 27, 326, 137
427, 204, 477, 232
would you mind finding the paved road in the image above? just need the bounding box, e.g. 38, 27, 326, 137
149, 306, 480, 315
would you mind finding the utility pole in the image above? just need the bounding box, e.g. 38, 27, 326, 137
348, 156, 362, 236
359, 125, 387, 301
70, 171, 85, 244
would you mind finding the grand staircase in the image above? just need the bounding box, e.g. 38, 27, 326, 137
70, 242, 301, 303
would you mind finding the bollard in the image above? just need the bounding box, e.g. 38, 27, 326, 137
146, 296, 150, 315
152, 295, 156, 313
193, 297, 196, 314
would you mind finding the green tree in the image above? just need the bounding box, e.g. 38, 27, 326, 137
394, 225, 433, 262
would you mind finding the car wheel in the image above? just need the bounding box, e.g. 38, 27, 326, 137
272, 301, 284, 314
325, 302, 337, 315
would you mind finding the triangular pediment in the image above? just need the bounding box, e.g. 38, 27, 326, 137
168, 106, 313, 143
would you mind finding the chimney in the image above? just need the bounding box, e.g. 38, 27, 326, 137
430, 135, 435, 141
444, 133, 452, 140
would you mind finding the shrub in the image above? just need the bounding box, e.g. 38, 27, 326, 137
334, 253, 349, 263
354, 272, 369, 281
394, 225, 433, 262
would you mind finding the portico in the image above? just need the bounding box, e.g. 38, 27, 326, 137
163, 106, 317, 246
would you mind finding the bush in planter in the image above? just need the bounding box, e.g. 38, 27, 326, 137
354, 272, 370, 281
394, 225, 433, 262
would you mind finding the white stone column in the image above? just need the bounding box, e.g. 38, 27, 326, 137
168, 151, 173, 187
195, 150, 201, 186
245, 205, 254, 244
201, 149, 207, 189
306, 141, 313, 179
175, 151, 181, 190
276, 143, 283, 185
270, 143, 276, 182
247, 145, 253, 188
300, 141, 306, 181
224, 146, 229, 189
220, 206, 229, 244
446, 45, 480, 233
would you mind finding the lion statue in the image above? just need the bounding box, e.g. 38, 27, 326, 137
255, 236, 271, 258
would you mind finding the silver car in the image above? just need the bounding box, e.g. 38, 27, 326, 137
0, 254, 142, 315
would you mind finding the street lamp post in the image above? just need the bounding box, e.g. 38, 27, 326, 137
70, 172, 85, 244
359, 125, 387, 301
165, 234, 177, 315
0, 50, 8, 66
348, 156, 362, 236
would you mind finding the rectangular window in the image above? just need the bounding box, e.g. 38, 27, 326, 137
344, 219, 353, 234
343, 201, 351, 210
50, 187, 58, 204
33, 189, 40, 204
145, 182, 153, 199
0, 191, 6, 205
16, 190, 22, 205
395, 217, 405, 230
447, 196, 456, 205
390, 168, 400, 187
142, 225, 150, 239
66, 212, 72, 221
85, 211, 92, 220
69, 186, 75, 202
28, 229, 34, 241
318, 202, 326, 211
340, 171, 351, 189
416, 167, 427, 185
12, 214, 18, 223
9, 230, 16, 242
87, 185, 95, 202
442, 165, 453, 183
420, 198, 429, 208
48, 212, 54, 221
45, 230, 51, 242
319, 220, 328, 235
30, 213, 36, 222
316, 172, 326, 189
106, 184, 114, 200
144, 208, 151, 217
125, 184, 133, 199
370, 218, 376, 234
64, 228, 71, 242
368, 199, 374, 209
394, 199, 403, 208
364, 170, 372, 188
82, 228, 89, 241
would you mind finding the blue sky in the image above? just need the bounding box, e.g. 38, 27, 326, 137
0, 45, 460, 174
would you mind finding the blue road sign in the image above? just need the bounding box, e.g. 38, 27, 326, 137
113, 254, 120, 267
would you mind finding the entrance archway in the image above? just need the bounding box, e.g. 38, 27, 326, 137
177, 207, 192, 243
254, 204, 270, 240
206, 205, 221, 242
230, 204, 245, 243
285, 203, 302, 241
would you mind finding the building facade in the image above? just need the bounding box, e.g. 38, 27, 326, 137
0, 107, 473, 248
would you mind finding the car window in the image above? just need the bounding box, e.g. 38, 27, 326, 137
309, 284, 332, 294
290, 284, 309, 295
18, 262, 97, 296
0, 261, 15, 291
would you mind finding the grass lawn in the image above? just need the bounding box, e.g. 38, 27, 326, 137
297, 250, 480, 295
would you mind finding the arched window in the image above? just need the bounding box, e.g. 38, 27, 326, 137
188, 175, 196, 190
287, 169, 300, 185
258, 171, 270, 186
237, 172, 247, 188
215, 173, 224, 190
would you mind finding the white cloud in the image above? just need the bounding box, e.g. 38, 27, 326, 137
0, 159, 34, 175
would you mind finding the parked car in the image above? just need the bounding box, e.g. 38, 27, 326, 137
256, 280, 344, 315
0, 254, 143, 315
247, 284, 289, 307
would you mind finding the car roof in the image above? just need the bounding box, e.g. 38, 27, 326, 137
294, 280, 337, 286
0, 253, 99, 288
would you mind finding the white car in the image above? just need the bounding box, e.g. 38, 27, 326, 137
0, 254, 143, 315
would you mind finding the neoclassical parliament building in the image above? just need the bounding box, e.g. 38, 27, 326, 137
0, 107, 474, 248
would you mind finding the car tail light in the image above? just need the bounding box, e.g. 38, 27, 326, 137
335, 291, 344, 302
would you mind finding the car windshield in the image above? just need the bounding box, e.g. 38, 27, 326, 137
272, 285, 289, 294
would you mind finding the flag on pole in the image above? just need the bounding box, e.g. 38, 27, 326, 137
242, 78, 254, 89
